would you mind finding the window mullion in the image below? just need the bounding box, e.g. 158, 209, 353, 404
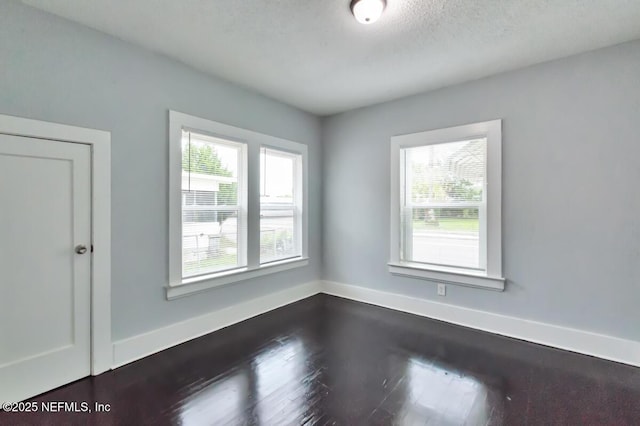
246, 143, 260, 269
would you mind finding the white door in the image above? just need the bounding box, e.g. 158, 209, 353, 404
0, 134, 91, 403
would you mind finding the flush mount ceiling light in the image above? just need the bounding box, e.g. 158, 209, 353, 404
350, 0, 386, 25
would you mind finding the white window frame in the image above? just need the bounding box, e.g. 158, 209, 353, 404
389, 120, 505, 291
168, 111, 308, 299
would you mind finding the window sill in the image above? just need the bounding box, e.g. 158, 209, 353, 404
388, 262, 505, 291
166, 257, 309, 300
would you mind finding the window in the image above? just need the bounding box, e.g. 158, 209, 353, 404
181, 131, 246, 278
260, 148, 303, 264
389, 120, 504, 290
169, 111, 308, 298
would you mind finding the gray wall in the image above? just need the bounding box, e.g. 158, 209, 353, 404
322, 40, 640, 341
0, 1, 322, 340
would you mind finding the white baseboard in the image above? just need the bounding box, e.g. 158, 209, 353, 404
111, 279, 640, 370
112, 281, 322, 368
322, 280, 640, 368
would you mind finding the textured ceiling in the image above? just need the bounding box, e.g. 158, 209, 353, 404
21, 0, 640, 115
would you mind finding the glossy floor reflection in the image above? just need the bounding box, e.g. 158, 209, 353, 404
2, 294, 640, 425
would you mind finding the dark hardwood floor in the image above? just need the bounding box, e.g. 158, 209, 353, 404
2, 294, 640, 425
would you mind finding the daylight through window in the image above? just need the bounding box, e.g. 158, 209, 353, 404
260, 148, 302, 264
402, 139, 487, 270
181, 130, 246, 278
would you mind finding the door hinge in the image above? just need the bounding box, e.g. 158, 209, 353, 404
91, 245, 94, 253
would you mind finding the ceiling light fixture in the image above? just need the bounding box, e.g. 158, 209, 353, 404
350, 0, 386, 25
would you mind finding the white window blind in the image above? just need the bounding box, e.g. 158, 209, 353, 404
401, 138, 487, 271
260, 147, 302, 264
181, 130, 246, 278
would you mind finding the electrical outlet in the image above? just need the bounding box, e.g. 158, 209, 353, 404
437, 283, 446, 296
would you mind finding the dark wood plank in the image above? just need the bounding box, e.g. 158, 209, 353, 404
2, 294, 639, 425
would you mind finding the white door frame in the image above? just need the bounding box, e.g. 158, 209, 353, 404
0, 113, 112, 375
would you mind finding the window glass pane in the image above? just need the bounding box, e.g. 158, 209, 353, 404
182, 131, 242, 277
260, 148, 300, 264
405, 207, 480, 269
407, 139, 486, 204
260, 209, 296, 263
261, 149, 294, 202
183, 209, 239, 276
403, 139, 486, 270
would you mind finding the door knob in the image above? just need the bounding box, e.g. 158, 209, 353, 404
75, 245, 88, 255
